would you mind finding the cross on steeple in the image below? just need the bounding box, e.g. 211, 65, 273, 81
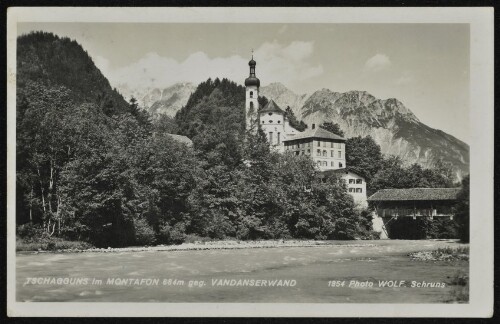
251, 48, 254, 59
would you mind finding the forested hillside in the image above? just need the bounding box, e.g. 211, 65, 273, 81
16, 32, 373, 249
17, 32, 137, 117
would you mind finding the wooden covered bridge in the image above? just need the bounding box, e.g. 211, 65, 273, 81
367, 188, 461, 238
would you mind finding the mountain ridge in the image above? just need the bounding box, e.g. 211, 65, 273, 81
296, 86, 468, 179
117, 82, 196, 117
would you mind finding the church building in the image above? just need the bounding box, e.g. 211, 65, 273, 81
244, 56, 367, 206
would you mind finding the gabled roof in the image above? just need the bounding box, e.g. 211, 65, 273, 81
367, 188, 461, 202
166, 133, 193, 147
283, 127, 346, 142
259, 99, 285, 114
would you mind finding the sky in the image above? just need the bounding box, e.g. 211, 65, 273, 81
17, 23, 470, 143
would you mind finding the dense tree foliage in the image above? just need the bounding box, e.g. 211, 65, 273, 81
320, 122, 344, 137
258, 96, 269, 111
453, 175, 470, 242
285, 106, 307, 131
175, 78, 245, 139
17, 31, 146, 120
345, 135, 383, 185
370, 156, 454, 196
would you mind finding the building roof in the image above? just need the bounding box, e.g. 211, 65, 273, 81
245, 76, 260, 87
367, 188, 461, 202
283, 126, 346, 142
259, 99, 285, 114
166, 133, 193, 147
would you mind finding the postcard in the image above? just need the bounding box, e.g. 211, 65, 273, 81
6, 6, 494, 317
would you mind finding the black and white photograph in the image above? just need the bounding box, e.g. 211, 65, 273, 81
6, 7, 493, 317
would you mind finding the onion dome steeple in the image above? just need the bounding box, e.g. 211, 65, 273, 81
245, 52, 260, 87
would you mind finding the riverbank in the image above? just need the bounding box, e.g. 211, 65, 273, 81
18, 239, 376, 254
16, 237, 93, 253
17, 238, 466, 254
409, 246, 469, 261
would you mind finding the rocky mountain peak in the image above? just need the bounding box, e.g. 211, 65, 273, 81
263, 82, 290, 93
264, 86, 468, 179
260, 82, 309, 116
117, 82, 196, 117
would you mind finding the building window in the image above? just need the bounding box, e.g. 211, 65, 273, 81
268, 113, 273, 116
269, 132, 273, 144
349, 179, 355, 184
317, 149, 321, 156
356, 179, 362, 184
262, 120, 265, 124
339, 162, 343, 168
278, 120, 281, 123
307, 149, 310, 154
250, 91, 253, 98
323, 161, 327, 166
338, 151, 342, 158
317, 140, 321, 146
331, 142, 334, 148
323, 141, 326, 147
317, 161, 321, 166
269, 120, 273, 123
296, 151, 300, 156
277, 132, 281, 145
323, 150, 327, 157
307, 142, 311, 147
356, 188, 362, 193
337, 143, 341, 149
331, 161, 334, 166
331, 150, 334, 157
349, 188, 355, 193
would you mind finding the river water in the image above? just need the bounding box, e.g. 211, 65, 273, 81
16, 240, 468, 303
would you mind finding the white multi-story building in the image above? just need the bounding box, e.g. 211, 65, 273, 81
321, 169, 368, 208
283, 125, 346, 171
243, 56, 367, 205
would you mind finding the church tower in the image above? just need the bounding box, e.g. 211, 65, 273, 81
244, 54, 260, 132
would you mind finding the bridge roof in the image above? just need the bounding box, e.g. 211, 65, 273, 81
368, 188, 461, 202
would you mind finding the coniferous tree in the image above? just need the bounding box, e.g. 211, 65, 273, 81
285, 106, 307, 131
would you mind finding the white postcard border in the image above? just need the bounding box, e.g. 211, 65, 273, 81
6, 7, 494, 317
